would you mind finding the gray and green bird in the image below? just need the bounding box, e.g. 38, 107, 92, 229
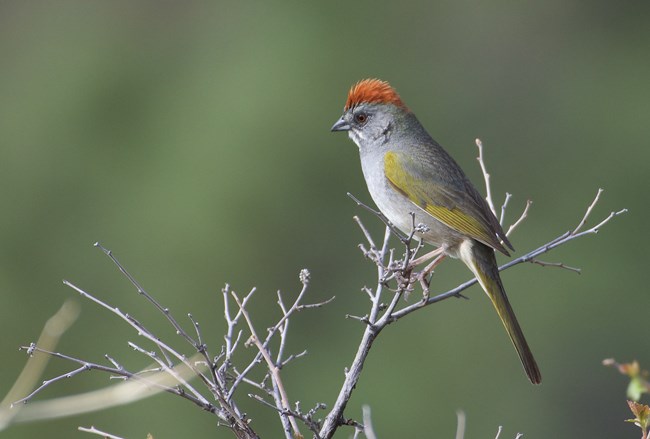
331, 78, 541, 384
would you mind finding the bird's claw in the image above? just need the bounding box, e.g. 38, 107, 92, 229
417, 271, 431, 302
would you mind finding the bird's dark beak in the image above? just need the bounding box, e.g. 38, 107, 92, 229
330, 116, 350, 132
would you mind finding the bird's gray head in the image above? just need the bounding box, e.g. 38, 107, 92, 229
331, 79, 409, 150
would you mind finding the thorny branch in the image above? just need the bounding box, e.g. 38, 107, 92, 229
5, 139, 626, 439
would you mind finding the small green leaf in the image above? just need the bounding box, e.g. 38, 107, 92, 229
628, 377, 647, 402
627, 400, 650, 433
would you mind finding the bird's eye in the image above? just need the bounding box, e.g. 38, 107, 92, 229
354, 113, 368, 124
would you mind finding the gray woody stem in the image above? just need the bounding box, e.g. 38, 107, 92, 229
320, 228, 393, 437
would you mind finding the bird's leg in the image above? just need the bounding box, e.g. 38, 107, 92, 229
417, 251, 447, 302
408, 246, 445, 269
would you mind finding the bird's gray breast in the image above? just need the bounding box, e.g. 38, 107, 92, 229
357, 149, 464, 251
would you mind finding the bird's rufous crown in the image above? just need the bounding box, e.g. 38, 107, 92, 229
344, 78, 407, 111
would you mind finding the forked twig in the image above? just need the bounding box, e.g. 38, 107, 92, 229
230, 291, 300, 438
574, 188, 604, 233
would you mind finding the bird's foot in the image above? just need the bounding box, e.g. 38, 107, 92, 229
418, 271, 431, 303
395, 267, 416, 300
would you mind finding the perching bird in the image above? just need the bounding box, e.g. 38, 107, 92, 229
331, 78, 541, 384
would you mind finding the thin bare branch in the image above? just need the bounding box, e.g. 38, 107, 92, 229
188, 313, 206, 354
62, 280, 212, 405
499, 193, 512, 225
280, 350, 308, 368
13, 364, 90, 406
78, 425, 125, 439
353, 215, 377, 250
94, 243, 200, 351
229, 271, 317, 406
531, 259, 581, 274
390, 196, 625, 320
276, 290, 291, 366
506, 200, 532, 238
476, 138, 496, 216
348, 193, 408, 243
345, 314, 370, 324
573, 188, 603, 233
321, 220, 390, 437
297, 296, 336, 310
0, 300, 80, 431
13, 346, 211, 411
230, 291, 301, 438
249, 394, 323, 439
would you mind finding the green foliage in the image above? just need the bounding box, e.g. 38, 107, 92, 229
626, 400, 650, 439
605, 359, 650, 438
604, 359, 650, 402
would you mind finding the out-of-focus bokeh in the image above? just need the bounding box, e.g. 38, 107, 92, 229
1, 1, 647, 437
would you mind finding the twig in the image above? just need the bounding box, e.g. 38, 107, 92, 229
506, 200, 532, 238
223, 286, 258, 400
276, 290, 291, 368
188, 313, 206, 353
248, 394, 323, 439
249, 393, 281, 411
476, 138, 496, 216
94, 243, 208, 360
353, 215, 377, 250
499, 193, 512, 225
231, 291, 301, 438
280, 350, 308, 368
348, 193, 408, 243
79, 425, 126, 439
13, 363, 90, 406
0, 300, 80, 431
12, 346, 211, 411
531, 259, 581, 274
573, 188, 603, 233
58, 272, 256, 437
391, 196, 626, 318
228, 271, 314, 406
297, 296, 336, 310
62, 280, 211, 405
93, 243, 231, 401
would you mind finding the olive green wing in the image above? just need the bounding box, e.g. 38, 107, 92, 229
384, 150, 511, 254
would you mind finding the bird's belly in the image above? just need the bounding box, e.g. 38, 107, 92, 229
365, 175, 465, 254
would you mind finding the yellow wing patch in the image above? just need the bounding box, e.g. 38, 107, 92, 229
384, 151, 497, 247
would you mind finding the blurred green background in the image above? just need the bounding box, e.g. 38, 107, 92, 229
0, 1, 647, 437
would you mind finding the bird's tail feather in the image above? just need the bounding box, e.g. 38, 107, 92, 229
460, 241, 542, 385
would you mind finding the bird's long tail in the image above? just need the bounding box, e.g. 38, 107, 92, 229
459, 241, 542, 384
